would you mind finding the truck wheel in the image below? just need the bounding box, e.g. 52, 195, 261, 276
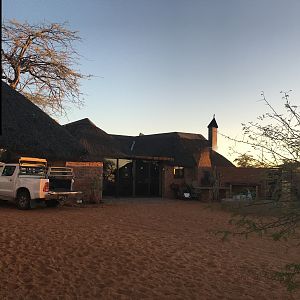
16, 190, 31, 210
46, 200, 59, 208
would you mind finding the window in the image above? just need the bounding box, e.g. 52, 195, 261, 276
119, 160, 132, 179
173, 166, 184, 179
19, 166, 46, 176
2, 166, 16, 176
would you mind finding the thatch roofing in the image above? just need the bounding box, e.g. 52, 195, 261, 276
64, 119, 234, 168
0, 81, 86, 162
64, 118, 124, 161
112, 132, 205, 166
211, 150, 235, 167
113, 132, 234, 168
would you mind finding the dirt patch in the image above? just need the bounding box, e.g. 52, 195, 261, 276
0, 198, 299, 299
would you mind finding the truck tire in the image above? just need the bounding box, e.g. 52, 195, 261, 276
16, 190, 31, 210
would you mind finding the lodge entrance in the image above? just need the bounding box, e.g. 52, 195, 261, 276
103, 158, 162, 197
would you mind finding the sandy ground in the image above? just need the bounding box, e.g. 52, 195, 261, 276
0, 198, 299, 300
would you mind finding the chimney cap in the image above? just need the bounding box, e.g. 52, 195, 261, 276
208, 115, 218, 128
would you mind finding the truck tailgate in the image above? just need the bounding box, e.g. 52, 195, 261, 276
46, 191, 83, 206
47, 191, 82, 198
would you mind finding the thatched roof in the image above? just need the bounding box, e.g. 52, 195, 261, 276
211, 150, 235, 167
113, 132, 234, 167
0, 81, 86, 162
64, 119, 234, 167
112, 132, 205, 166
64, 118, 125, 160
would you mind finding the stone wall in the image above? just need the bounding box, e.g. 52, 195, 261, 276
66, 162, 103, 203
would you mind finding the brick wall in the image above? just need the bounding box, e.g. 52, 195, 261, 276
214, 167, 271, 199
198, 148, 211, 168
162, 165, 195, 198
216, 167, 268, 185
66, 162, 103, 203
162, 163, 297, 200
196, 167, 272, 199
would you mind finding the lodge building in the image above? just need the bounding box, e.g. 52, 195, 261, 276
2, 81, 278, 202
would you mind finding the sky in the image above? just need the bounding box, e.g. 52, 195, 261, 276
2, 0, 300, 160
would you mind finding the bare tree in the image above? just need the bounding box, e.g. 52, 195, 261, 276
224, 91, 299, 167
220, 91, 300, 290
2, 19, 91, 116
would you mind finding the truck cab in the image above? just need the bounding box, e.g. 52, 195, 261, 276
0, 157, 81, 209
0, 157, 49, 209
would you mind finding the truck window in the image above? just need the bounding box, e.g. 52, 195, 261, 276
2, 166, 16, 176
19, 166, 46, 176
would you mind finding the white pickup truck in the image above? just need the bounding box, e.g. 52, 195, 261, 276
0, 157, 81, 209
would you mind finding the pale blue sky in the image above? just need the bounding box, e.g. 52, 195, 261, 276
2, 0, 300, 159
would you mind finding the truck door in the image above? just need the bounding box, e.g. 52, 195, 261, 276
0, 166, 16, 200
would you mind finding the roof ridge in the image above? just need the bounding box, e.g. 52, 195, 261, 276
112, 132, 207, 139
64, 118, 97, 128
